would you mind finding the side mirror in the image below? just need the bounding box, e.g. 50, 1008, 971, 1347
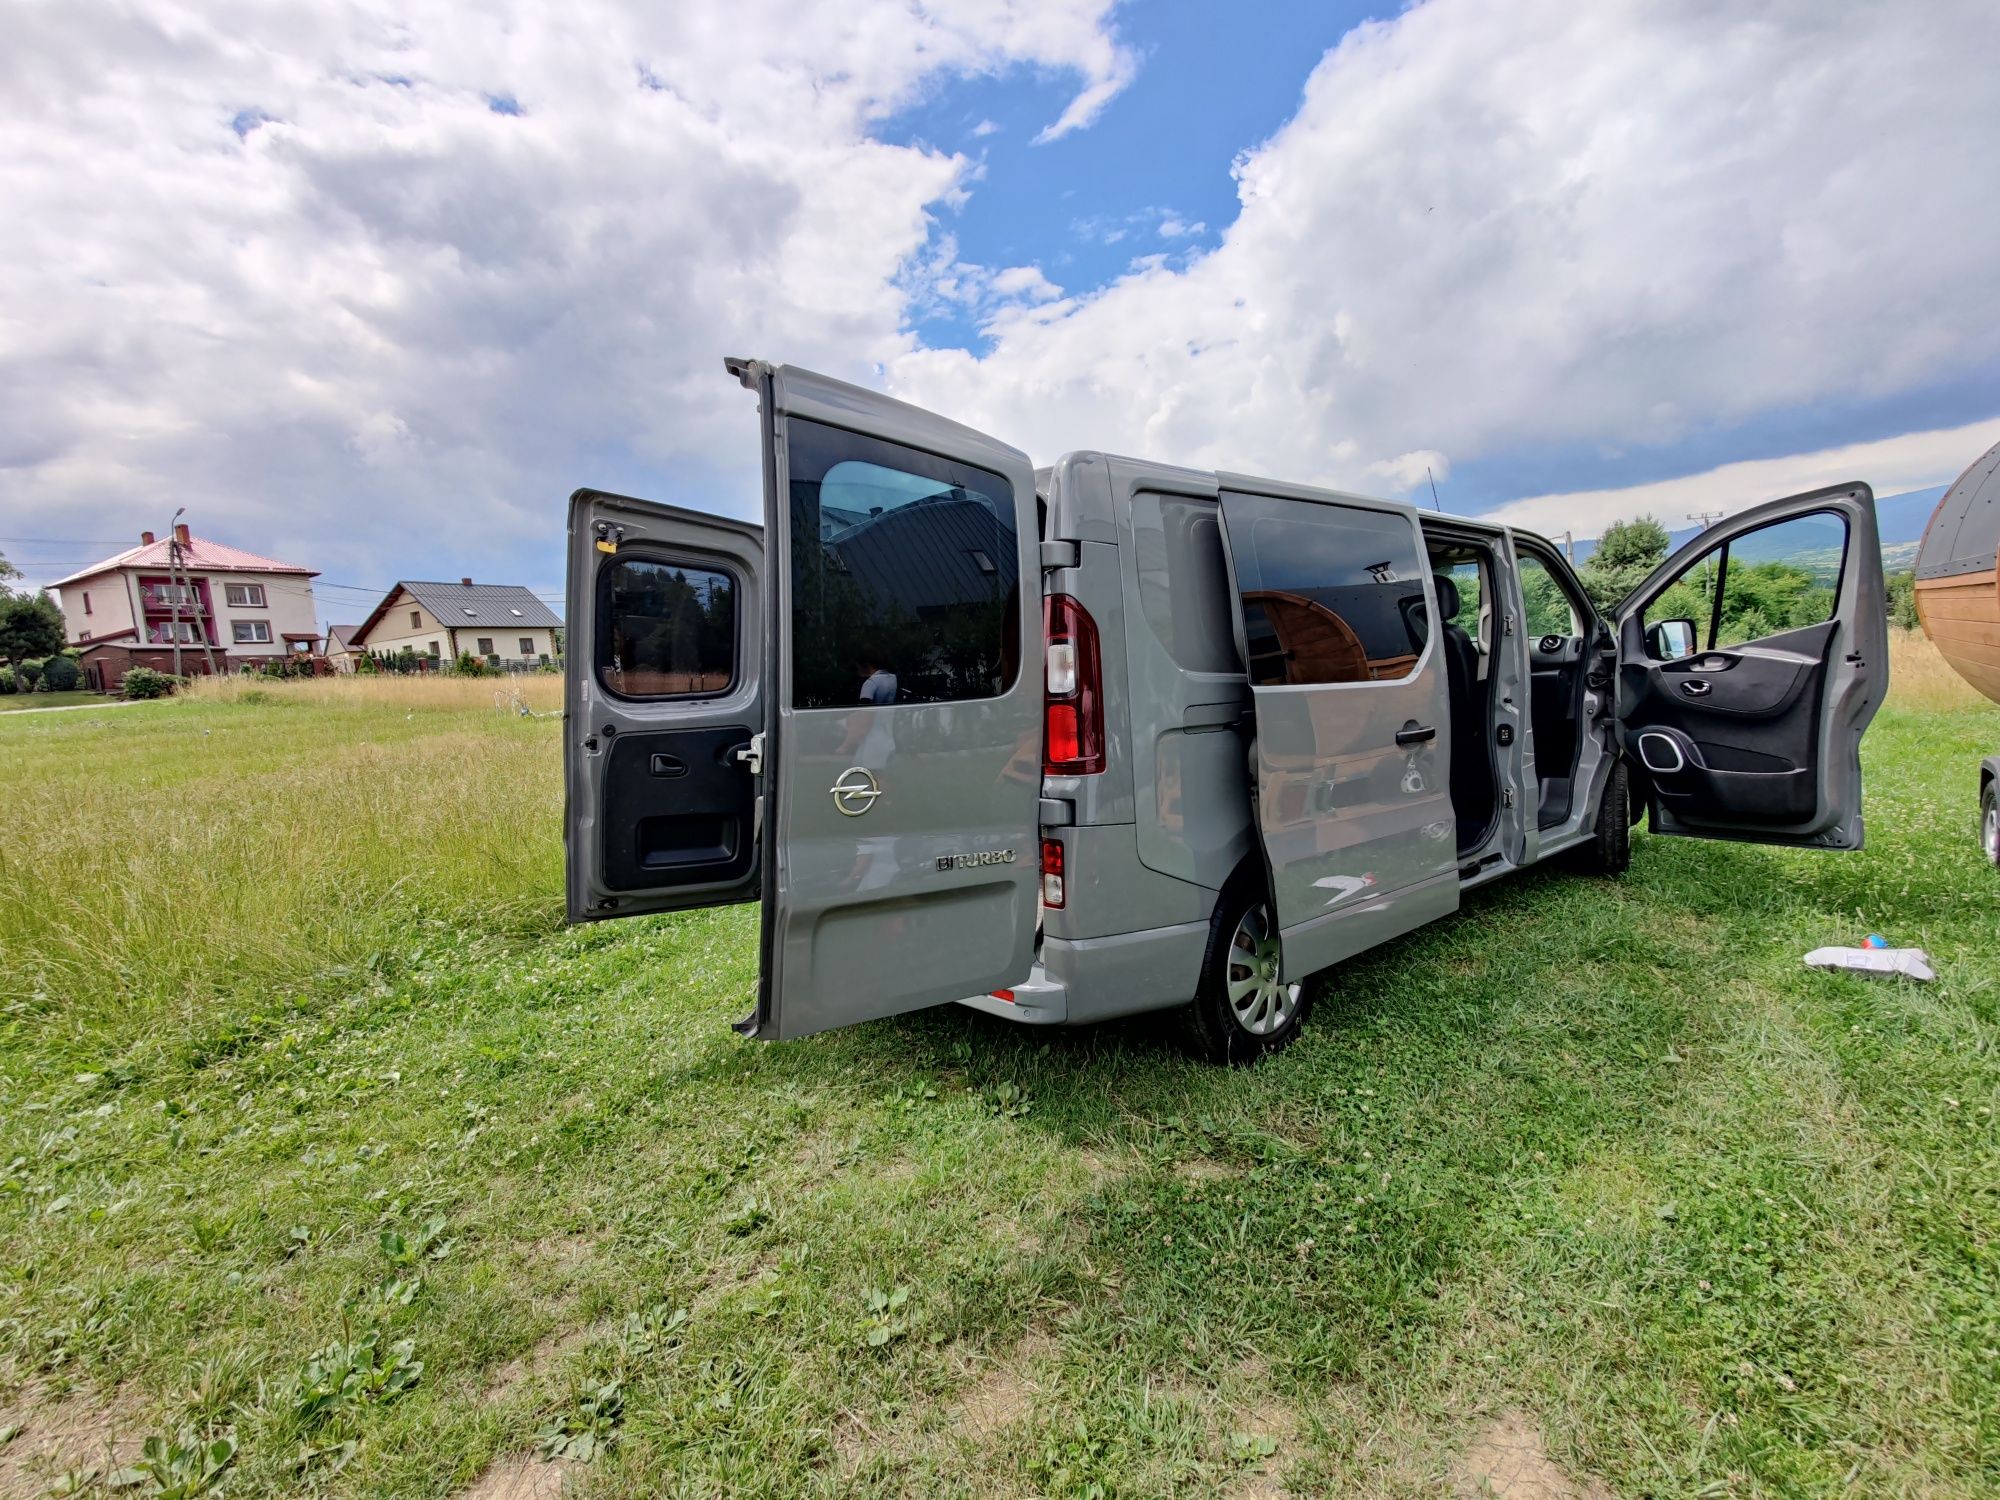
1646, 617, 1697, 660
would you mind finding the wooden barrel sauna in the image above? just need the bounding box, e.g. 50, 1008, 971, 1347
1915, 437, 2000, 705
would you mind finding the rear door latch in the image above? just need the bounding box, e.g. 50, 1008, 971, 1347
735, 732, 764, 777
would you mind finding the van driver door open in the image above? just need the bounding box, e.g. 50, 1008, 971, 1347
565, 361, 1045, 1040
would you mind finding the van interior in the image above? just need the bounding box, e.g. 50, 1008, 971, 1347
1426, 541, 1500, 856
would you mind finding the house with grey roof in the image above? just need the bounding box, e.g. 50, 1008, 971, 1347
351, 578, 562, 667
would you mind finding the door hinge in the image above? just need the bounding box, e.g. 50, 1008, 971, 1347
735, 732, 764, 777
1501, 786, 1515, 808
1503, 611, 1515, 636
1040, 539, 1080, 571
593, 521, 624, 555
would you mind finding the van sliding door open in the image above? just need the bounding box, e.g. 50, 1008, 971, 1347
1214, 476, 1459, 983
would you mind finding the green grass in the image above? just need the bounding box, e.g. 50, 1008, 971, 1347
0, 692, 112, 713
1, 669, 1995, 1497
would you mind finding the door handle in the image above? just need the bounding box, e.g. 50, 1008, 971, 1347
649, 752, 689, 777
1679, 680, 1712, 698
1395, 722, 1436, 746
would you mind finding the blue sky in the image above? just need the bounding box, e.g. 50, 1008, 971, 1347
4, 0, 1999, 614
881, 1, 1373, 351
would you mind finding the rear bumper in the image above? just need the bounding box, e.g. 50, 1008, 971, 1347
955, 916, 1210, 1028
956, 954, 1069, 1025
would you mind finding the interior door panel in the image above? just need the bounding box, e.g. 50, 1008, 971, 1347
564, 493, 765, 922
1621, 621, 1834, 826
1615, 484, 1885, 849
598, 725, 758, 890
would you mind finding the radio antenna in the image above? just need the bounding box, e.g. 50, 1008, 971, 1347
1426, 466, 1442, 512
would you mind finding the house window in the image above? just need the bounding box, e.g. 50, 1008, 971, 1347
232, 620, 273, 644
518, 637, 535, 656
476, 637, 495, 655
225, 582, 267, 607
83, 592, 93, 616
150, 621, 199, 643
428, 641, 441, 657
410, 609, 422, 628
151, 583, 197, 606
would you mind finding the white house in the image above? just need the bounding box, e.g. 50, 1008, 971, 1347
351, 579, 561, 666
48, 524, 320, 688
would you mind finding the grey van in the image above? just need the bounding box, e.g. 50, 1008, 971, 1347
564, 361, 1888, 1063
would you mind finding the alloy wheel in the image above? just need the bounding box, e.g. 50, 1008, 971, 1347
1225, 901, 1301, 1037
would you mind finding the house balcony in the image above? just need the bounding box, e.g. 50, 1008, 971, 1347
140, 589, 207, 614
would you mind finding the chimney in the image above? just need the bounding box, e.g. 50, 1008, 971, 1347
173, 522, 191, 546
461, 577, 473, 587
140, 530, 155, 545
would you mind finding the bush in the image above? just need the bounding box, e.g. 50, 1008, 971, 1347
17, 660, 42, 692
0, 665, 13, 695
121, 666, 178, 700
40, 653, 81, 692
452, 652, 489, 677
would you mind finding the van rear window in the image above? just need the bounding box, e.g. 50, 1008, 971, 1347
597, 559, 736, 698
785, 417, 1021, 709
1220, 493, 1430, 686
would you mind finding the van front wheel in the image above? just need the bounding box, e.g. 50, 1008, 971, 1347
1186, 885, 1319, 1066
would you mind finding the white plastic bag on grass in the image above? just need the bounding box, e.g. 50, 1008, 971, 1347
1803, 946, 1936, 981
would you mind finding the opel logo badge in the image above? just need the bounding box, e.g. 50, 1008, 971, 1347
829, 766, 882, 817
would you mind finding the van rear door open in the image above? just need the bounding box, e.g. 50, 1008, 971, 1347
565, 361, 1045, 1040
1213, 477, 1459, 983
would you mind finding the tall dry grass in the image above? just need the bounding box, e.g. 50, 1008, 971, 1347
186, 670, 562, 713
1885, 628, 1993, 713
1, 675, 564, 1043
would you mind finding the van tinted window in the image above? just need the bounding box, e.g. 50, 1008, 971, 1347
786, 417, 1021, 708
597, 559, 735, 698
1220, 493, 1429, 686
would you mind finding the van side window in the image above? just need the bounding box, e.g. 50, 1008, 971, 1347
597, 559, 736, 698
1518, 554, 1580, 637
1642, 510, 1846, 652
1222, 495, 1430, 686
786, 417, 1020, 708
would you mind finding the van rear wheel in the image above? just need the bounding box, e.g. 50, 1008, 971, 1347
1186, 885, 1319, 1066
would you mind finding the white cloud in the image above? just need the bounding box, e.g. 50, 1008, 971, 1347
0, 0, 1132, 591
1485, 417, 2000, 539
890, 0, 2000, 495
989, 266, 1063, 303
1157, 215, 1204, 239
1368, 450, 1449, 494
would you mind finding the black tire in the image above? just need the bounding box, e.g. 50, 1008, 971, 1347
1185, 880, 1321, 1066
1981, 779, 1999, 869
1567, 755, 1632, 877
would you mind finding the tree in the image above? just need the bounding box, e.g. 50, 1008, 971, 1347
1578, 515, 1672, 613
1885, 570, 1918, 631
0, 548, 20, 591
0, 592, 64, 678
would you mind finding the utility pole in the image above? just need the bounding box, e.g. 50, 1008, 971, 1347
1687, 509, 1725, 532
165, 506, 219, 678
1558, 530, 1573, 561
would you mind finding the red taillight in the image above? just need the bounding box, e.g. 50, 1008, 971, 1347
1040, 837, 1066, 908
1042, 594, 1104, 775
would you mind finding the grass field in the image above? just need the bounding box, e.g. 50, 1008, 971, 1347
0, 640, 1994, 1498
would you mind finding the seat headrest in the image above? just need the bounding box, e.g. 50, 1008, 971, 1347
1433, 573, 1462, 622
